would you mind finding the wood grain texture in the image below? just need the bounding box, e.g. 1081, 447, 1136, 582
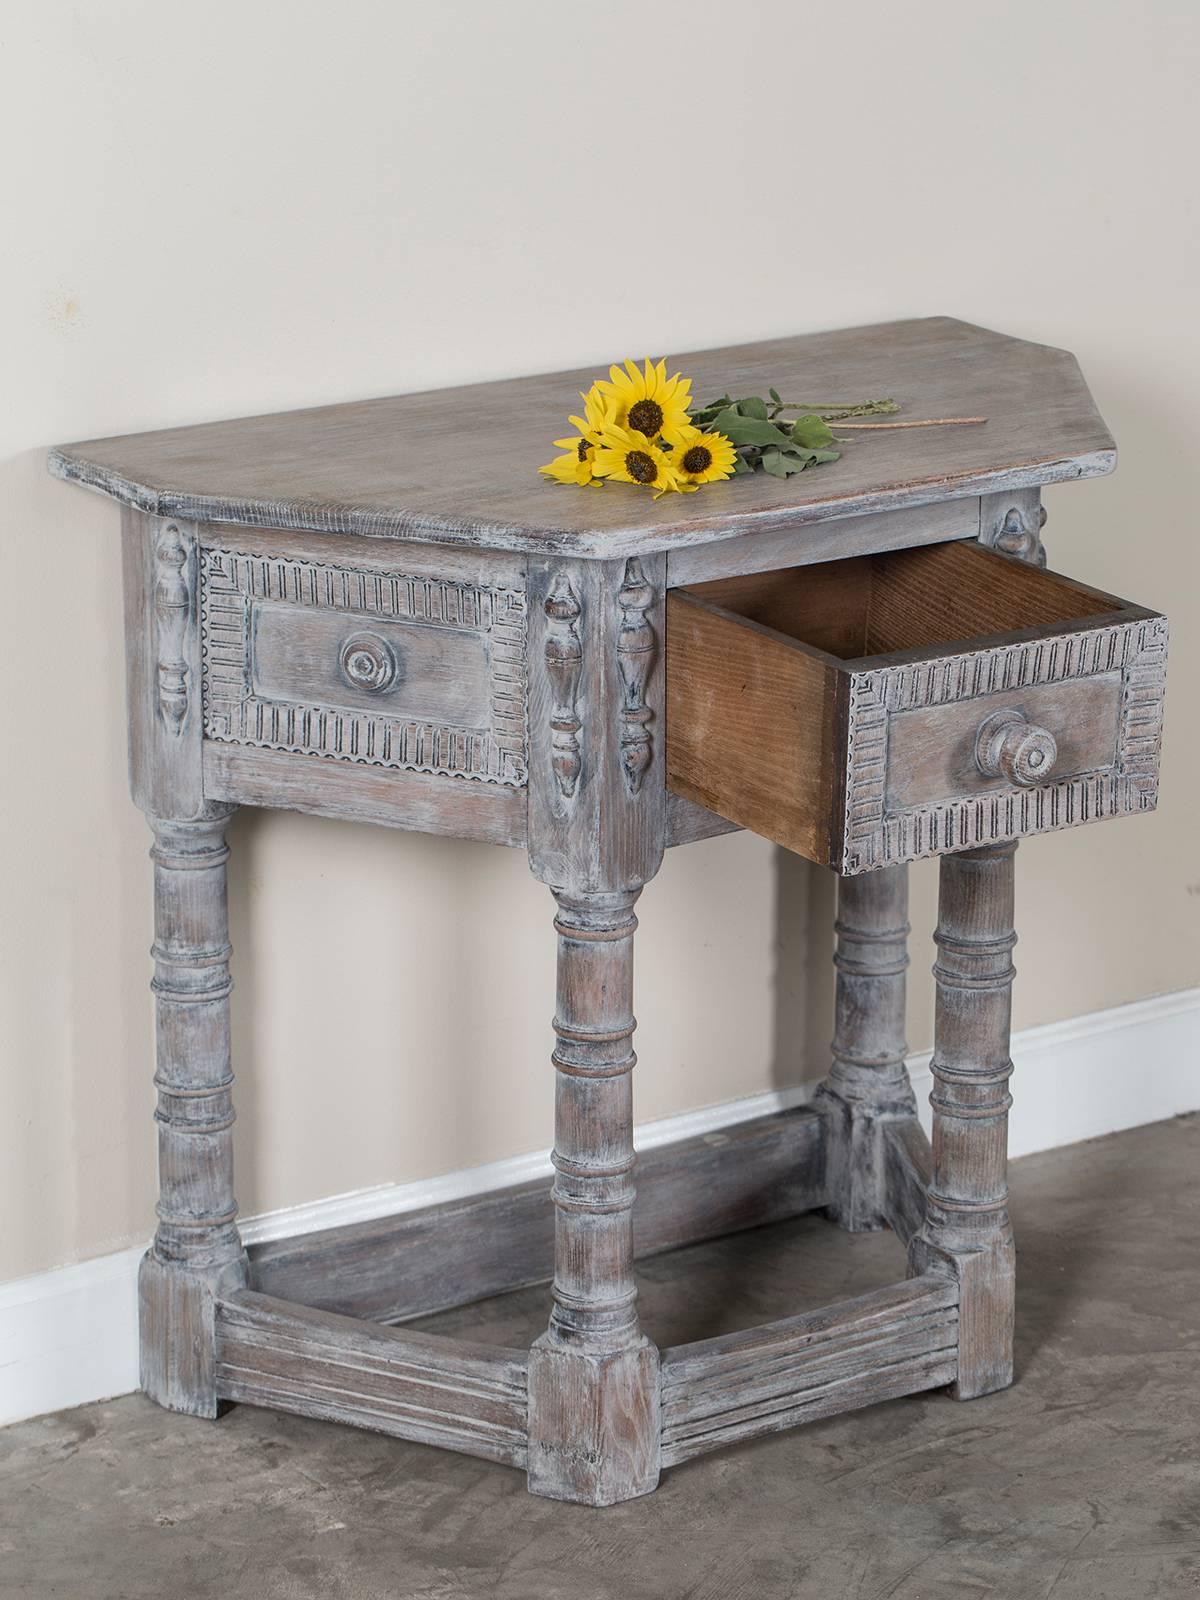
667, 540, 1166, 872
864, 538, 1115, 655
665, 497, 980, 587
50, 318, 1114, 558
909, 843, 1018, 1400
815, 865, 917, 1232
139, 811, 249, 1417
526, 556, 667, 895
203, 744, 527, 846
882, 1118, 933, 1247
215, 1292, 528, 1467
666, 587, 844, 864
659, 1275, 959, 1466
246, 1107, 829, 1324
664, 790, 740, 847
199, 541, 528, 788
527, 889, 661, 1503
979, 487, 1047, 566
123, 510, 207, 821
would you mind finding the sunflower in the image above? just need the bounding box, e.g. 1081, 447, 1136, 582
568, 381, 613, 444
539, 382, 615, 486
539, 432, 602, 486
593, 422, 683, 498
597, 358, 693, 447
673, 427, 739, 488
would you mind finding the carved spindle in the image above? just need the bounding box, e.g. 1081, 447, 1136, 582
816, 864, 916, 1230
527, 889, 660, 1505
139, 808, 248, 1415
616, 558, 656, 795
154, 522, 191, 735
543, 575, 583, 799
910, 841, 1017, 1399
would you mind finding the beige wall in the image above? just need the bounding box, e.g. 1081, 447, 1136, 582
2, 1, 1196, 1282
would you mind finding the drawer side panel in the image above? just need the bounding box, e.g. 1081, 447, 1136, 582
666, 592, 843, 865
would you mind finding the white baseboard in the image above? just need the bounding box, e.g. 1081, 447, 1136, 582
2, 987, 1196, 1428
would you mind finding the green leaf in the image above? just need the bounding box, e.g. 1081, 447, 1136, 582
791, 413, 835, 448
736, 395, 769, 420
732, 453, 755, 474
712, 406, 794, 448
761, 448, 790, 478
768, 387, 781, 404
693, 395, 730, 421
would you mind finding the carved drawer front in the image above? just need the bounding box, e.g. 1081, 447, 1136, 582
666, 540, 1166, 873
200, 547, 528, 786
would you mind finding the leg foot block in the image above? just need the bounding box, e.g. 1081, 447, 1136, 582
527, 1338, 660, 1506
910, 1236, 1015, 1400
139, 1251, 247, 1418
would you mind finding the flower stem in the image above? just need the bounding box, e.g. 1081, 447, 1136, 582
768, 397, 900, 421
832, 416, 987, 430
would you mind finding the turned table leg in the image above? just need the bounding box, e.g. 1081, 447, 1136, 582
139, 808, 248, 1416
910, 841, 1017, 1399
817, 863, 917, 1230
527, 889, 660, 1505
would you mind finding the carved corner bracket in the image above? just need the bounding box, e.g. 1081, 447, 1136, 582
154, 522, 191, 736
983, 499, 1048, 567
544, 574, 583, 800
616, 558, 657, 796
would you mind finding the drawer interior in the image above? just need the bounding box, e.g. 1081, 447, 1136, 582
679, 539, 1127, 664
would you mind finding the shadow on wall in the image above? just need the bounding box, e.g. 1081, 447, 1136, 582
771, 846, 836, 1096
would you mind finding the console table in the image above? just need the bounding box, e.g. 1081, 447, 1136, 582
51, 317, 1167, 1505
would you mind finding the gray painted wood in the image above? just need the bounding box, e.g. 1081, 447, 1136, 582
200, 541, 527, 787
979, 487, 1047, 566
664, 790, 740, 848
527, 890, 661, 1505
139, 811, 249, 1417
882, 1119, 934, 1247
50, 318, 1114, 559
122, 511, 208, 822
203, 738, 528, 846
909, 842, 1019, 1399
526, 555, 667, 895
522, 545, 676, 1502
815, 864, 918, 1232
664, 496, 980, 587
247, 1106, 828, 1323
63, 319, 1163, 1500
659, 1275, 959, 1466
215, 1292, 528, 1468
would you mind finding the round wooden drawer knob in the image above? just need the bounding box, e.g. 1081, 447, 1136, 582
975, 708, 1058, 786
339, 632, 398, 694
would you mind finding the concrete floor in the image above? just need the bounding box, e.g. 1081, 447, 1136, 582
3, 1116, 1199, 1600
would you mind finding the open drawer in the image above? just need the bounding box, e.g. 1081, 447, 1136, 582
666, 540, 1167, 873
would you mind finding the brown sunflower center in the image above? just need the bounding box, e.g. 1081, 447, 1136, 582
682, 445, 713, 474
627, 398, 664, 437
625, 449, 659, 484
577, 438, 590, 460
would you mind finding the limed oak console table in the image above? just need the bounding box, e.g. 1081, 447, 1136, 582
52, 319, 1167, 1505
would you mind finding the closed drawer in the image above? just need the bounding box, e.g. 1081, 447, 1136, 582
199, 545, 528, 786
666, 540, 1166, 873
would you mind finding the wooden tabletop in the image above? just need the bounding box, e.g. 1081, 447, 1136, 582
49, 317, 1114, 559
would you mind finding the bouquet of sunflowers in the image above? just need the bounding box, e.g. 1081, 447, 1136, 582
540, 360, 736, 500
541, 358, 981, 499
